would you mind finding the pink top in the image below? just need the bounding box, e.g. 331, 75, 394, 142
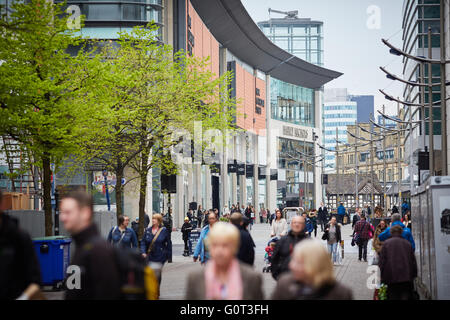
205, 258, 243, 300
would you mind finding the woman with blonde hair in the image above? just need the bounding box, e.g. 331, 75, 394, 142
185, 222, 263, 300
271, 239, 353, 300
140, 213, 170, 292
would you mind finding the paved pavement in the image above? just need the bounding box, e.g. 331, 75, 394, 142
41, 221, 376, 300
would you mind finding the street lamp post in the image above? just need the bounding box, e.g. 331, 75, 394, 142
355, 126, 359, 209
370, 115, 375, 213
383, 105, 387, 215
428, 27, 434, 176
336, 127, 340, 206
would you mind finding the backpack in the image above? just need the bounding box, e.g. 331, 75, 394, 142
113, 247, 159, 300
81, 237, 159, 300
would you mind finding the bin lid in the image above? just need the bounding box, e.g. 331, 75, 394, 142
32, 236, 71, 242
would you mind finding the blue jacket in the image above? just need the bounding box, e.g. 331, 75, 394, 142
140, 227, 170, 264
107, 226, 138, 249
401, 202, 410, 214
378, 221, 415, 251
193, 224, 210, 263
337, 205, 346, 216
305, 217, 314, 234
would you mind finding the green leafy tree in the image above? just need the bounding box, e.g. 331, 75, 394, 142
0, 0, 103, 235
78, 26, 236, 236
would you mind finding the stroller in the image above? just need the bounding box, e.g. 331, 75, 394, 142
262, 237, 278, 273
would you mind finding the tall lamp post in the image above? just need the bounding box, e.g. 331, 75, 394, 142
382, 36, 450, 176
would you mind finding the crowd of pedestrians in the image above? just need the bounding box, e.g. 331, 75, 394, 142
0, 187, 420, 300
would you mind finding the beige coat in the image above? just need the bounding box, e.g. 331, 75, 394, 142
185, 262, 264, 300
271, 218, 288, 238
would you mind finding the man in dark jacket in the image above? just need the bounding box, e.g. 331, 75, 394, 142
379, 225, 417, 300
0, 190, 42, 300
230, 212, 255, 266
317, 202, 328, 232
181, 217, 193, 256
354, 213, 373, 262
59, 191, 121, 300
163, 211, 173, 263
271, 216, 308, 280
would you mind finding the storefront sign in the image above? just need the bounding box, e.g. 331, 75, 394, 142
283, 126, 308, 139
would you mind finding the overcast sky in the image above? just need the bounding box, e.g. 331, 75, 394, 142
241, 0, 405, 116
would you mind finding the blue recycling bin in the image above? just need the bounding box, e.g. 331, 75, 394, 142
32, 236, 72, 287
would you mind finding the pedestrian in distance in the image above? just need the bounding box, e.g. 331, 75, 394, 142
308, 210, 318, 237
337, 202, 346, 225
193, 210, 218, 264
140, 214, 170, 287
181, 217, 193, 257
131, 217, 140, 240
378, 213, 415, 251
271, 239, 353, 300
271, 216, 308, 280
317, 202, 328, 232
372, 219, 388, 264
322, 216, 342, 265
266, 209, 271, 224
107, 215, 139, 250
302, 212, 314, 237
230, 212, 255, 266
270, 209, 288, 238
379, 225, 418, 300
401, 200, 410, 215
163, 211, 173, 263
0, 189, 42, 300
353, 213, 374, 262
392, 204, 399, 214
402, 213, 412, 230
59, 191, 121, 300
185, 222, 264, 300
260, 207, 266, 224
352, 207, 362, 230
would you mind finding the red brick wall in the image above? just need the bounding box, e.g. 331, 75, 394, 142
235, 63, 266, 135
186, 1, 266, 135
187, 0, 219, 78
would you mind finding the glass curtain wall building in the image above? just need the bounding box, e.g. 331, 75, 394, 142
259, 13, 324, 209
257, 17, 323, 66
270, 78, 315, 127
64, 0, 164, 39
402, 0, 443, 179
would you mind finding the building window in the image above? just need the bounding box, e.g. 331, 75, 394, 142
270, 78, 315, 127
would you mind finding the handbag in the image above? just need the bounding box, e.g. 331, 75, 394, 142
146, 227, 163, 255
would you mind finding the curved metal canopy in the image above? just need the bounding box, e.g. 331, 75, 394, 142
190, 0, 342, 89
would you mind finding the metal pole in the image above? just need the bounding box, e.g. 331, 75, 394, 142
420, 62, 427, 155
383, 105, 387, 216
428, 27, 434, 176
370, 116, 374, 214
440, 0, 447, 175
336, 127, 340, 206
355, 126, 359, 209
303, 138, 307, 208
397, 102, 402, 207
409, 100, 414, 193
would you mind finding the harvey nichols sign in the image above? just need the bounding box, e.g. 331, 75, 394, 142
282, 126, 308, 139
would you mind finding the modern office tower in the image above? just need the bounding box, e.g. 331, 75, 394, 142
257, 11, 328, 208
323, 89, 357, 172
257, 12, 323, 66
350, 95, 375, 123
402, 0, 444, 180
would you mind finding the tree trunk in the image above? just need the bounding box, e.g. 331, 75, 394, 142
42, 153, 53, 236
115, 165, 124, 224
138, 147, 150, 240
